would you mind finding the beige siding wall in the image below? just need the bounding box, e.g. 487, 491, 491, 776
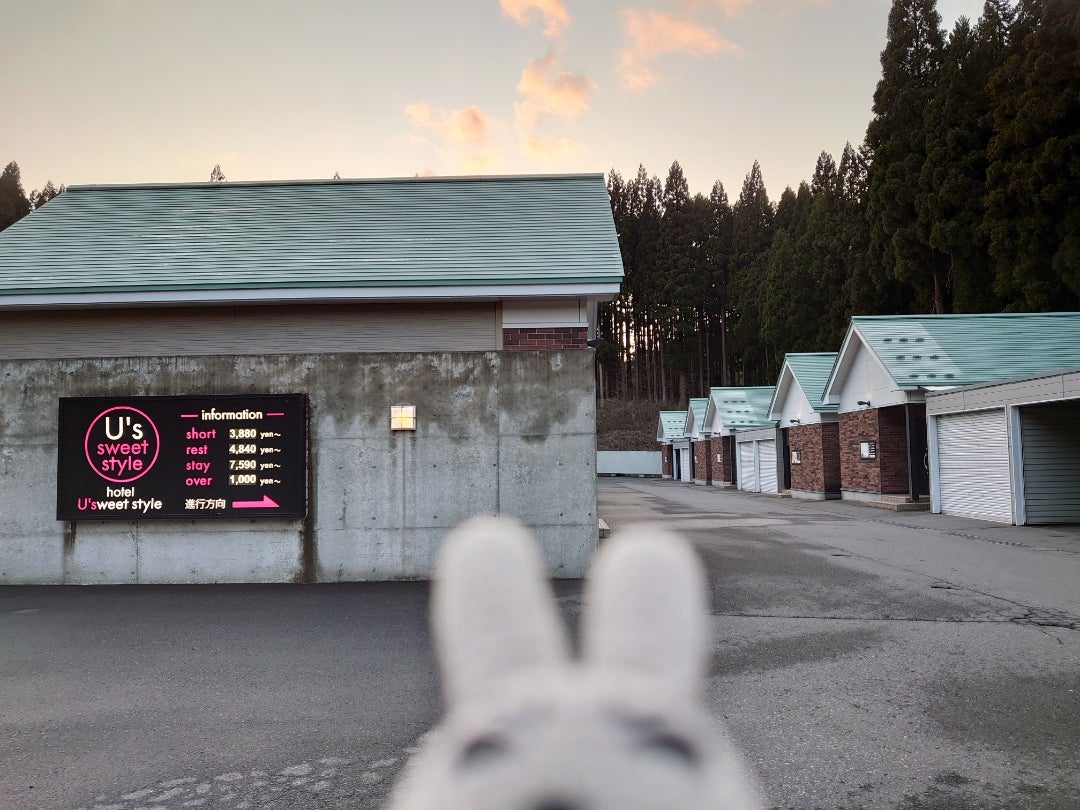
0, 303, 498, 359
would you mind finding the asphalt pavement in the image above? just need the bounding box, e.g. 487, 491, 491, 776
1, 479, 1077, 809
601, 479, 1080, 810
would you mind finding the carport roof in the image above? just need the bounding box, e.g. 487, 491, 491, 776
657, 411, 689, 442
824, 313, 1080, 399
0, 173, 624, 308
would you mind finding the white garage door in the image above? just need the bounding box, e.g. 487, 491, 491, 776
758, 440, 778, 493
738, 442, 757, 492
677, 446, 692, 482
937, 409, 1012, 523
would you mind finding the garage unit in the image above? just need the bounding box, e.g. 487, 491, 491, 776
702, 386, 774, 489
656, 410, 688, 481
735, 426, 781, 494
927, 368, 1080, 525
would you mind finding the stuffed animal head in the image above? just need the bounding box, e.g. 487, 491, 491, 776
389, 515, 763, 810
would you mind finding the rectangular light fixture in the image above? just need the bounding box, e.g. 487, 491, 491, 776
390, 404, 417, 431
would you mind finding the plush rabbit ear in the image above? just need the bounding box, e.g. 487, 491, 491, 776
433, 515, 570, 708
582, 527, 708, 698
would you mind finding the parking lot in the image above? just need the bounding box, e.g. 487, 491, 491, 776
2, 479, 1078, 809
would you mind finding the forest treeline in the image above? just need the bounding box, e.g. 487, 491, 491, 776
596, 0, 1080, 402
0, 162, 63, 232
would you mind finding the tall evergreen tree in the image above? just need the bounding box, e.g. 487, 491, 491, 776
656, 161, 699, 400
919, 6, 1011, 312
29, 180, 65, 210
762, 182, 815, 367
730, 161, 774, 384
986, 0, 1080, 308
0, 161, 31, 232
866, 0, 949, 313
703, 180, 734, 385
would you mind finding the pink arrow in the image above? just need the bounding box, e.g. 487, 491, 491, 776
232, 495, 280, 509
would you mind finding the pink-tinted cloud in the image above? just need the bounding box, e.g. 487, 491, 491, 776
499, 0, 571, 37
404, 103, 496, 172
710, 0, 831, 16
709, 0, 755, 15
515, 52, 593, 128
618, 9, 742, 91
520, 132, 586, 160
513, 50, 593, 159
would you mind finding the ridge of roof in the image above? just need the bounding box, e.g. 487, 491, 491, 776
66, 172, 606, 193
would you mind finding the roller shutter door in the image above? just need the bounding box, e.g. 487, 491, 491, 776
937, 410, 1012, 523
738, 442, 757, 492
675, 445, 692, 482
758, 440, 778, 493
680, 448, 693, 482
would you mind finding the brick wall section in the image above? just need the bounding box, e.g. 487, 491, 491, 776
878, 405, 910, 494
692, 438, 712, 483
789, 423, 842, 495
662, 444, 673, 479
713, 435, 735, 485
840, 408, 880, 493
503, 327, 587, 350
821, 422, 841, 492
839, 406, 910, 495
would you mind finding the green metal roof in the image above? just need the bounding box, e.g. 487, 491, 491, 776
685, 397, 709, 435
0, 174, 623, 303
847, 313, 1080, 390
782, 353, 839, 412
706, 386, 775, 431
657, 411, 688, 442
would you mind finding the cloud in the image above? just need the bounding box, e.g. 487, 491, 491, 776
513, 50, 593, 160
499, 0, 571, 37
520, 133, 586, 160
710, 0, 756, 15
710, 0, 832, 17
515, 51, 594, 128
403, 103, 497, 172
618, 9, 743, 91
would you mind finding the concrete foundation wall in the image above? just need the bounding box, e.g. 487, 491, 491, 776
0, 351, 597, 584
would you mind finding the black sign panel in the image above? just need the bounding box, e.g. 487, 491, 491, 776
57, 395, 307, 520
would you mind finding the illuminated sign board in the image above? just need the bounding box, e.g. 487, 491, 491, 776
57, 395, 307, 520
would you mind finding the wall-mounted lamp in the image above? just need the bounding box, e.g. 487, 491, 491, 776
857, 400, 871, 407
390, 404, 417, 431
789, 418, 801, 424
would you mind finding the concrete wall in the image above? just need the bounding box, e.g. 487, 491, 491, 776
596, 451, 662, 476
0, 351, 597, 584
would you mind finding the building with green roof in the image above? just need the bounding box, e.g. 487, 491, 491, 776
699, 386, 775, 489
822, 313, 1080, 506
656, 410, 690, 481
769, 353, 841, 500
684, 397, 712, 485
0, 173, 623, 585
0, 174, 623, 357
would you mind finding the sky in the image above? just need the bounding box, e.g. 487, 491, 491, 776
4, 0, 987, 200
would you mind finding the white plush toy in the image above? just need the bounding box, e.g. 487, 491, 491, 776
388, 515, 764, 810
